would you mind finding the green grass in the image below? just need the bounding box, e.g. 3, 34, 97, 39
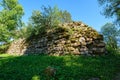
0, 53, 120, 80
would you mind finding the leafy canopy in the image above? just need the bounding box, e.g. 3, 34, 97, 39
98, 0, 120, 24
27, 6, 72, 37
0, 0, 24, 42
101, 23, 120, 49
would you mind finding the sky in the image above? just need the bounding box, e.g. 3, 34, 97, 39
19, 0, 113, 31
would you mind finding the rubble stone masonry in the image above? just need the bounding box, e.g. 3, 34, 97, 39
7, 22, 106, 56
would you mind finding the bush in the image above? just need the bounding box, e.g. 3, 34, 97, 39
0, 43, 10, 53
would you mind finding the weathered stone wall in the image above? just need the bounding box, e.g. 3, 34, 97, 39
7, 22, 106, 56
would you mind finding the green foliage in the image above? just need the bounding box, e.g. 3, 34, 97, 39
0, 53, 120, 80
26, 6, 72, 38
0, 25, 10, 42
98, 0, 120, 24
106, 45, 117, 54
41, 5, 61, 28
14, 23, 34, 39
0, 43, 10, 53
101, 23, 120, 51
59, 10, 72, 23
30, 10, 46, 35
0, 0, 24, 42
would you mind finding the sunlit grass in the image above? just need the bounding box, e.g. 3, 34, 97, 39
0, 53, 120, 80
0, 54, 11, 57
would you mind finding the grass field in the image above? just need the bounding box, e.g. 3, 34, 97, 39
0, 53, 120, 80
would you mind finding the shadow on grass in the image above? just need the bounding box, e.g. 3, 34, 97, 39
0, 53, 120, 80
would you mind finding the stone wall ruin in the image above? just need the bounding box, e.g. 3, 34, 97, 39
7, 22, 106, 56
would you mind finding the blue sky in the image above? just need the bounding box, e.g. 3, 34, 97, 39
19, 0, 113, 31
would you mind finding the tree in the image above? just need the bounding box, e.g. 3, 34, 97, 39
59, 10, 72, 23
41, 6, 72, 26
98, 0, 120, 24
101, 23, 120, 49
28, 6, 72, 36
0, 25, 10, 42
15, 23, 34, 39
30, 10, 42, 35
0, 0, 24, 42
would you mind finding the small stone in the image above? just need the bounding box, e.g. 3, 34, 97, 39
73, 48, 80, 55
96, 43, 105, 47
44, 66, 56, 77
68, 47, 75, 51
61, 40, 66, 44
72, 42, 80, 47
79, 37, 85, 42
